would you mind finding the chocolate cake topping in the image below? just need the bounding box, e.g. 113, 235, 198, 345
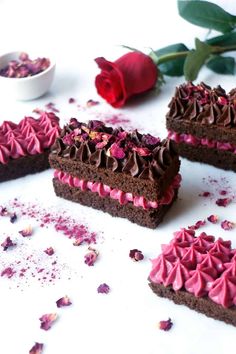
51, 119, 176, 180
167, 82, 236, 128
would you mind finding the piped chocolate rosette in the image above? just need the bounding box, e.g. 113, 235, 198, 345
49, 119, 181, 228
149, 228, 236, 326
166, 82, 236, 171
0, 112, 61, 182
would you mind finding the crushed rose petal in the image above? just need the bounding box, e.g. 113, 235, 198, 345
0, 206, 8, 216
132, 146, 151, 156
188, 220, 206, 230
84, 247, 99, 266
207, 214, 218, 224
216, 198, 231, 207
1, 237, 16, 251
10, 212, 17, 223
19, 225, 33, 237
33, 108, 44, 115
97, 283, 110, 294
29, 342, 44, 354
221, 220, 234, 231
39, 313, 57, 331
86, 99, 99, 107
56, 295, 72, 308
1, 267, 15, 278
109, 143, 125, 159
69, 98, 76, 104
44, 247, 54, 256
159, 318, 173, 331
129, 249, 144, 262
198, 191, 211, 197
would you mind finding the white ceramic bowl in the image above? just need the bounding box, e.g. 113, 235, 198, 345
0, 51, 56, 100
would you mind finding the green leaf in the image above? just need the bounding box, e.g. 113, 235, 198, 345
178, 0, 236, 33
206, 55, 235, 74
152, 43, 189, 76
206, 32, 236, 47
184, 38, 211, 81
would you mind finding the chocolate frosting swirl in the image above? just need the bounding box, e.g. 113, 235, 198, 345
167, 82, 236, 128
52, 119, 176, 180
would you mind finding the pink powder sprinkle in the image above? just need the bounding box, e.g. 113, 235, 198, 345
29, 342, 44, 354
56, 295, 72, 308
39, 313, 57, 331
188, 220, 206, 230
207, 215, 219, 224
159, 318, 173, 331
97, 283, 110, 294
103, 114, 130, 126
216, 198, 231, 207
221, 220, 234, 231
44, 247, 54, 256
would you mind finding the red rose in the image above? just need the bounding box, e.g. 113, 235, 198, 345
95, 52, 158, 108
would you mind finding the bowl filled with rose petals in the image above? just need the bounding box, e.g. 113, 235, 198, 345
0, 51, 55, 100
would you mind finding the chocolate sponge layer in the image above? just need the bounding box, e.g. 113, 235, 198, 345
52, 178, 178, 229
0, 150, 50, 182
174, 141, 236, 172
149, 282, 236, 326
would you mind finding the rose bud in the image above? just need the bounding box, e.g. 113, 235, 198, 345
95, 51, 158, 108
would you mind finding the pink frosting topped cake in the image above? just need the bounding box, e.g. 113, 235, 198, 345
0, 112, 60, 182
149, 228, 236, 325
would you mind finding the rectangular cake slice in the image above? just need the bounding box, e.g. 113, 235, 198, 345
0, 112, 60, 182
166, 82, 236, 171
49, 119, 181, 228
149, 228, 236, 326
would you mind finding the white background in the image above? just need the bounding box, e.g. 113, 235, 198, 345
0, 0, 236, 353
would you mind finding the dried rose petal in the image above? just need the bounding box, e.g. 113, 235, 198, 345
109, 143, 125, 159
44, 247, 54, 256
129, 249, 144, 261
221, 220, 234, 231
73, 237, 84, 246
198, 191, 211, 197
84, 247, 99, 266
132, 146, 151, 156
159, 318, 173, 331
56, 295, 72, 308
39, 313, 57, 331
10, 212, 17, 223
188, 220, 206, 230
219, 190, 227, 196
33, 108, 44, 115
19, 225, 33, 237
142, 134, 160, 146
1, 236, 16, 251
86, 99, 99, 107
217, 96, 228, 105
216, 198, 231, 207
0, 206, 8, 216
29, 342, 44, 354
207, 215, 218, 224
69, 98, 76, 104
1, 267, 15, 278
97, 283, 110, 294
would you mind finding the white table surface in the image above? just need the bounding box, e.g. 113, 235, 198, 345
1, 0, 236, 353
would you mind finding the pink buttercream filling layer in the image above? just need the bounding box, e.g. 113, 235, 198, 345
168, 130, 236, 153
54, 170, 181, 210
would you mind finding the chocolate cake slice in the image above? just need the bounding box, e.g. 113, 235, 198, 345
166, 82, 236, 171
49, 119, 181, 228
0, 112, 60, 182
149, 228, 236, 326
